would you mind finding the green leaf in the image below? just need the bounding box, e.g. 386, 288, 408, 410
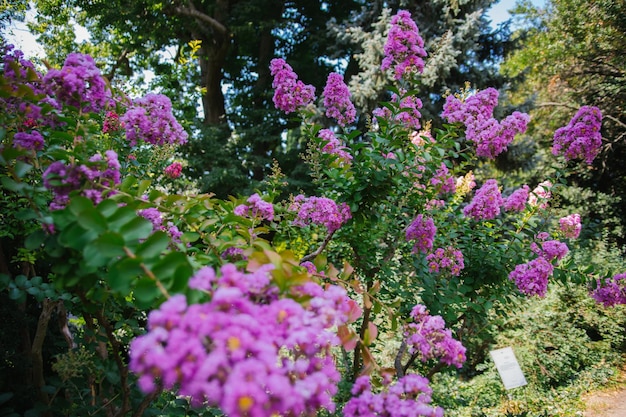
58, 222, 98, 250
119, 216, 153, 242
151, 251, 192, 291
136, 231, 170, 259
137, 179, 152, 196
1, 176, 25, 192
68, 196, 96, 216
83, 232, 126, 268
97, 199, 120, 217
108, 257, 142, 294
24, 229, 46, 250
133, 277, 161, 305
77, 207, 108, 234
107, 205, 139, 231
14, 160, 33, 178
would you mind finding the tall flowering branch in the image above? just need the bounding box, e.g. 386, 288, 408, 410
381, 10, 427, 80
270, 58, 316, 113
323, 73, 356, 127
442, 88, 529, 159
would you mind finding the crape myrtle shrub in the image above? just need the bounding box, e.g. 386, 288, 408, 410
0, 9, 624, 417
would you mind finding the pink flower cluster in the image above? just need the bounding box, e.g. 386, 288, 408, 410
426, 246, 465, 276
559, 213, 582, 239
43, 52, 110, 113
164, 162, 183, 179
441, 88, 529, 159
234, 193, 275, 222
405, 305, 467, 368
430, 163, 456, 195
270, 58, 316, 113
102, 111, 121, 133
381, 10, 427, 80
406, 214, 436, 254
343, 374, 443, 417
137, 207, 183, 244
373, 90, 423, 130
503, 185, 530, 212
43, 150, 120, 209
130, 264, 355, 416
528, 180, 552, 209
509, 236, 569, 297
121, 93, 188, 147
289, 195, 352, 233
552, 106, 602, 164
318, 129, 353, 164
323, 73, 356, 127
591, 273, 626, 307
463, 179, 504, 220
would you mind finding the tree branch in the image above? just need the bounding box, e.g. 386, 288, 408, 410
300, 230, 336, 264
173, 1, 227, 36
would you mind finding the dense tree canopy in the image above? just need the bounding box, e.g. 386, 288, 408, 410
27, 0, 513, 197
501, 0, 626, 244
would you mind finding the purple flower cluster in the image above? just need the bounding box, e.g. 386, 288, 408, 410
43, 52, 110, 113
130, 264, 355, 416
528, 180, 552, 209
137, 207, 183, 244
591, 273, 626, 307
289, 195, 352, 233
318, 129, 353, 164
381, 10, 427, 80
406, 214, 436, 254
559, 213, 582, 239
13, 130, 44, 151
552, 106, 602, 164
343, 374, 443, 417
121, 93, 188, 147
463, 179, 504, 220
405, 305, 467, 368
532, 239, 569, 262
509, 236, 568, 297
234, 193, 274, 222
323, 73, 356, 127
426, 246, 465, 276
503, 185, 530, 212
373, 90, 423, 130
270, 58, 316, 113
430, 163, 455, 195
509, 257, 554, 297
441, 88, 530, 159
43, 150, 121, 209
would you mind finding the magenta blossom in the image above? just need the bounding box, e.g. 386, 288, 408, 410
381, 10, 427, 80
591, 273, 626, 307
270, 58, 316, 113
406, 214, 436, 254
463, 179, 504, 220
121, 93, 188, 147
289, 195, 351, 233
343, 374, 443, 417
43, 52, 110, 113
559, 213, 582, 239
552, 106, 602, 164
503, 185, 530, 212
509, 257, 554, 297
234, 193, 274, 222
318, 129, 353, 164
164, 162, 183, 179
441, 88, 529, 159
322, 73, 356, 127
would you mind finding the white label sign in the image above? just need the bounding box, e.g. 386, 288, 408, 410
490, 347, 527, 390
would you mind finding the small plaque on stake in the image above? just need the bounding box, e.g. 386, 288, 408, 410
490, 347, 527, 390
